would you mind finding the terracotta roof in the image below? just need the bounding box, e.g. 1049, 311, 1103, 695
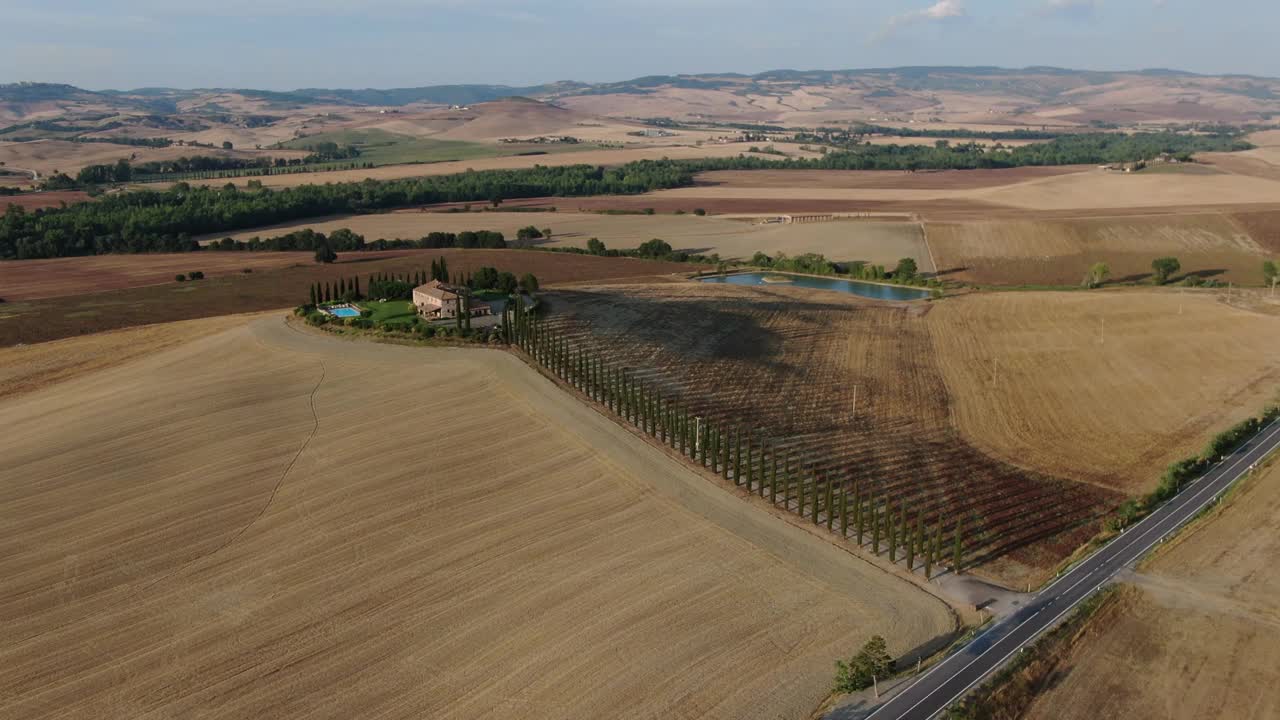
413, 280, 463, 301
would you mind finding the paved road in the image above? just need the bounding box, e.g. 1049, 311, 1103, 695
849, 416, 1280, 720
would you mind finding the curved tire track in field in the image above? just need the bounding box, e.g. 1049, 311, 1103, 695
12, 342, 327, 649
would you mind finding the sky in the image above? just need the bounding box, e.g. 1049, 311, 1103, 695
3, 0, 1276, 90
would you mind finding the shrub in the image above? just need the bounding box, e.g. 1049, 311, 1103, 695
418, 325, 436, 338
175, 274, 186, 282
241, 268, 253, 273
305, 311, 329, 326
693, 208, 706, 216
188, 270, 205, 280
293, 304, 313, 316
833, 636, 896, 693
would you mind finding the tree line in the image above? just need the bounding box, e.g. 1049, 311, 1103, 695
1, 160, 698, 259
3, 130, 1251, 259
682, 131, 1251, 172
505, 307, 970, 579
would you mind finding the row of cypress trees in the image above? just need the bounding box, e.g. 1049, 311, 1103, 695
306, 257, 467, 307
309, 275, 362, 305
506, 307, 968, 577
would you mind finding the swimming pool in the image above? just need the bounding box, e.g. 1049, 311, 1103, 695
699, 272, 931, 301
328, 306, 361, 318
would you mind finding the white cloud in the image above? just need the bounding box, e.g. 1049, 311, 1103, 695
879, 0, 966, 38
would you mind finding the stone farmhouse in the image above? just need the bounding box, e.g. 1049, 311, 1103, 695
411, 280, 493, 320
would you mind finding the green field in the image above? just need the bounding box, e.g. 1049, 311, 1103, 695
358, 299, 418, 325
280, 128, 586, 167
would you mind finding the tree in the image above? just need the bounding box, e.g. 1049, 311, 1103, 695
175, 274, 186, 282
1264, 259, 1279, 286
953, 516, 965, 573
892, 257, 918, 280
636, 238, 673, 259
314, 242, 337, 264
1151, 256, 1181, 285
833, 636, 896, 693
520, 273, 539, 292
222, 141, 233, 150
693, 208, 707, 216
586, 237, 606, 255
1085, 261, 1110, 288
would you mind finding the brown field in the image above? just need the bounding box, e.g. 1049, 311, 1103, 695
1024, 456, 1280, 720
541, 282, 1123, 587
0, 315, 953, 719
0, 139, 304, 177
1, 190, 92, 213
201, 211, 933, 269
1230, 209, 1280, 253
927, 213, 1272, 285
185, 144, 810, 190
0, 250, 690, 346
927, 291, 1280, 493
0, 252, 332, 301
693, 167, 1085, 191
975, 168, 1280, 210
0, 311, 277, 400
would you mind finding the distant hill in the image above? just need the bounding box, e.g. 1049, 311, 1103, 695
4, 66, 1280, 127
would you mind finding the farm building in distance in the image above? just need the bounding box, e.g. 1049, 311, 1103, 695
412, 280, 492, 319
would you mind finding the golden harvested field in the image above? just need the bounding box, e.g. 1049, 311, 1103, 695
976, 167, 1280, 210
186, 144, 809, 190
1025, 457, 1280, 720
0, 316, 953, 720
0, 139, 303, 177
694, 167, 1083, 190
0, 311, 276, 400
927, 291, 1280, 493
927, 213, 1272, 285
204, 211, 934, 269
543, 282, 1121, 587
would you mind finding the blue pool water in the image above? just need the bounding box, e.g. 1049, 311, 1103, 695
329, 307, 361, 318
699, 272, 931, 301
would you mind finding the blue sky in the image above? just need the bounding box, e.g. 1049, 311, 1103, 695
3, 0, 1275, 89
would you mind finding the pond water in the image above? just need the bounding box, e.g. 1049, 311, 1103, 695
699, 272, 931, 301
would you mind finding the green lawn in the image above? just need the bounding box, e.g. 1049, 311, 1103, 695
358, 299, 418, 324
280, 128, 587, 167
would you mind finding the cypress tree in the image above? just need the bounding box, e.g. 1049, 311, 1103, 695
309, 283, 317, 306
857, 498, 867, 545
906, 513, 918, 570
798, 469, 807, 517
888, 504, 898, 562
733, 426, 742, 486
953, 517, 964, 574
778, 450, 788, 507
825, 476, 835, 530
872, 504, 881, 554
924, 526, 935, 579
752, 440, 762, 497
721, 428, 730, 480
840, 486, 849, 538
354, 275, 360, 297
811, 474, 820, 525
770, 452, 778, 504
744, 432, 753, 491
323, 283, 331, 302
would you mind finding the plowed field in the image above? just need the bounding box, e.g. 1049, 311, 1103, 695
542, 282, 1123, 586
927, 291, 1280, 493
0, 316, 953, 720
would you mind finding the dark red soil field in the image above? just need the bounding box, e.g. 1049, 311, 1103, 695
0, 191, 92, 214
542, 282, 1121, 586
0, 250, 689, 346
